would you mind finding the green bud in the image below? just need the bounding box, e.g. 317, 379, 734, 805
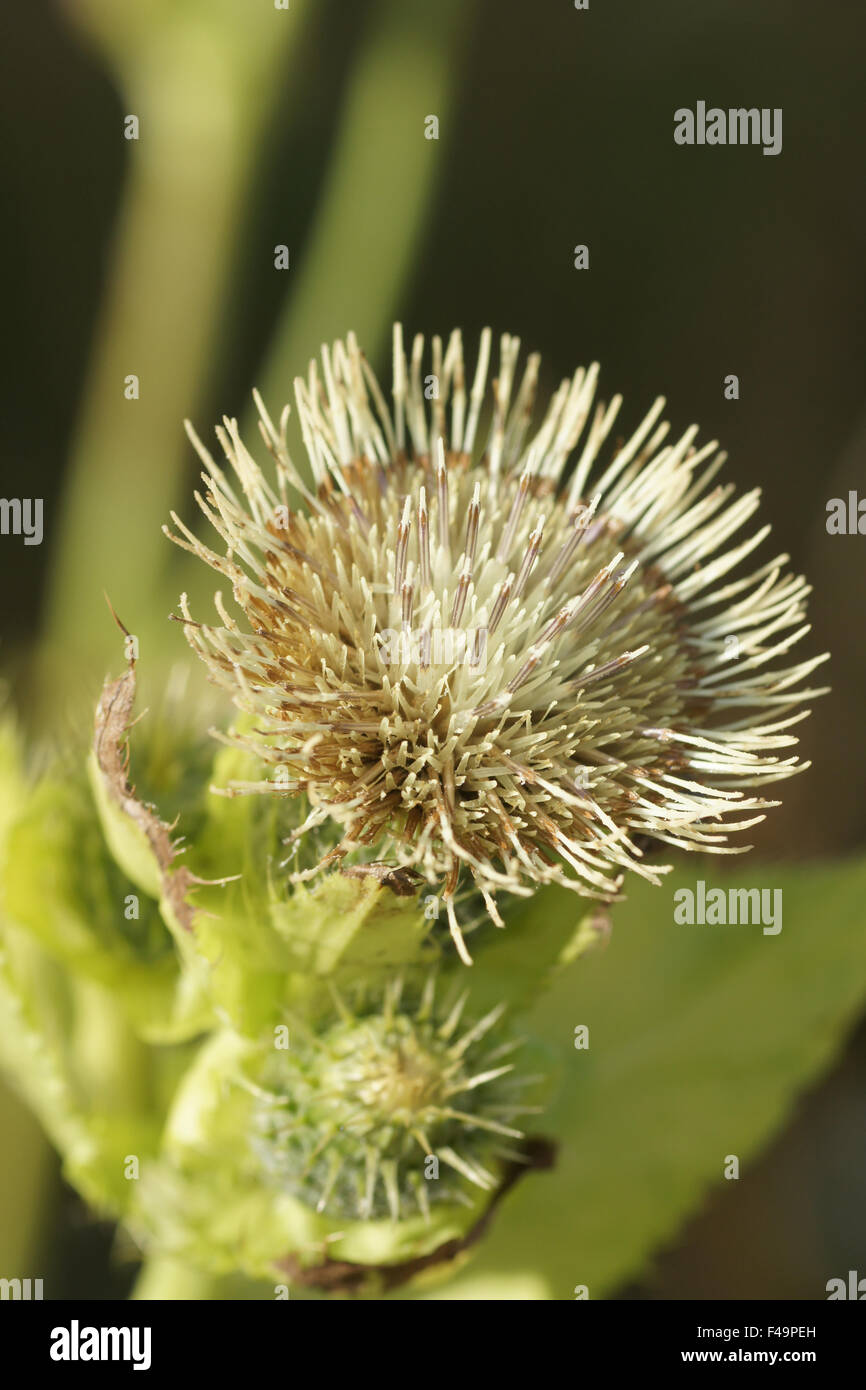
250, 974, 534, 1223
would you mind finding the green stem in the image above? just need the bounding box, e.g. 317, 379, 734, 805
131, 1256, 218, 1301
70, 976, 151, 1118
245, 0, 473, 444
0, 1081, 53, 1280
36, 3, 309, 716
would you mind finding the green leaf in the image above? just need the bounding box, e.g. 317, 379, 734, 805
461, 893, 600, 1018
187, 867, 438, 1038
4, 776, 213, 1044
187, 744, 440, 1033
0, 926, 162, 1215
419, 855, 866, 1300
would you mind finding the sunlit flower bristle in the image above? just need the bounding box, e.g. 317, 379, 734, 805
165, 324, 829, 961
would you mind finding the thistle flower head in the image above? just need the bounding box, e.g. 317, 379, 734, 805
250, 976, 532, 1222
167, 326, 828, 961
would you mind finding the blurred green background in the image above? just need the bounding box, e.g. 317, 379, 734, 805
0, 0, 864, 1298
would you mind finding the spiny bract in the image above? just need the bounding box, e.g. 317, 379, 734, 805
248, 976, 535, 1222
167, 326, 828, 962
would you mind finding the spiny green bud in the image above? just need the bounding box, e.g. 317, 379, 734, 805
249, 975, 537, 1223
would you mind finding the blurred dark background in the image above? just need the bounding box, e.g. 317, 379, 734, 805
1, 0, 864, 1298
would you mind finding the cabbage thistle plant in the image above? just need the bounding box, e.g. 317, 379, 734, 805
0, 327, 826, 1298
